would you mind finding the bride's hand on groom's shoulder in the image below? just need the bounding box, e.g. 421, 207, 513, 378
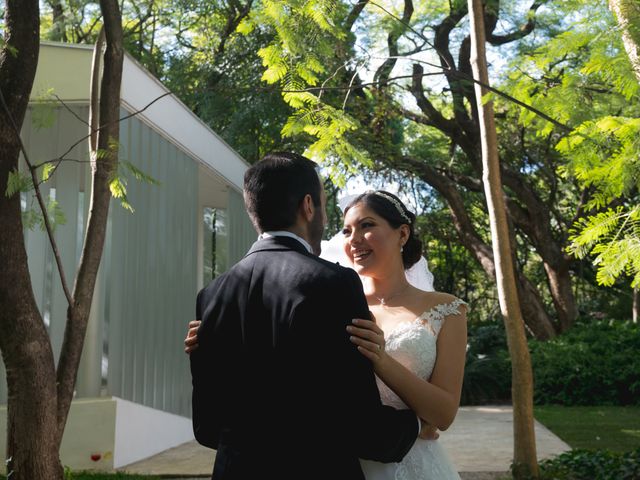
184, 320, 201, 354
346, 314, 389, 366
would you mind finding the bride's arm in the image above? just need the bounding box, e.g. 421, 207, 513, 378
347, 309, 467, 431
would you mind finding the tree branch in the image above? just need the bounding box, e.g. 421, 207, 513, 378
487, 0, 548, 45
374, 0, 414, 87
0, 87, 73, 305
56, 91, 173, 163
345, 0, 370, 31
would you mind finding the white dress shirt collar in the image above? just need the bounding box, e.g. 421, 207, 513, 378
258, 231, 313, 254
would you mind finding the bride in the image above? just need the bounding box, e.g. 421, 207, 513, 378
185, 190, 467, 480
335, 190, 467, 480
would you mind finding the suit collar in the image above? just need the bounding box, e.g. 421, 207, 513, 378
259, 231, 313, 253
246, 235, 314, 257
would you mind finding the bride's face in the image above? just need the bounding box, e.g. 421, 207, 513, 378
341, 203, 405, 277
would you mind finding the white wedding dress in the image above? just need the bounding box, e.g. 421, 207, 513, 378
360, 299, 466, 480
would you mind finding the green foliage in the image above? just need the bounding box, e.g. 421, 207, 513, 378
462, 320, 640, 406
42, 162, 56, 183
530, 320, 640, 406
558, 116, 640, 287
505, 3, 640, 290
6, 167, 68, 232
255, 0, 367, 171
148, 4, 301, 163
109, 176, 133, 213
534, 448, 640, 480
0, 36, 18, 57
121, 161, 161, 186
40, 0, 101, 43
567, 206, 640, 287
21, 197, 67, 232
505, 4, 638, 135
461, 323, 511, 405
108, 159, 160, 213
557, 117, 640, 209
5, 169, 34, 197
31, 89, 58, 130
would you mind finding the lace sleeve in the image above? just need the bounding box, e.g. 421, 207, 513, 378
419, 298, 467, 337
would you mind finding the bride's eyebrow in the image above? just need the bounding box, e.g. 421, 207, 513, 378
343, 216, 376, 228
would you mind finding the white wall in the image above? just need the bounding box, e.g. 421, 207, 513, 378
114, 397, 193, 468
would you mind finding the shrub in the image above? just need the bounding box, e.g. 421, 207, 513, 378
461, 323, 511, 405
534, 448, 640, 480
530, 320, 640, 405
461, 319, 640, 406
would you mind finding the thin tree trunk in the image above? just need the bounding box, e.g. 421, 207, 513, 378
467, 0, 539, 477
0, 2, 64, 479
609, 0, 640, 83
517, 272, 557, 339
55, 0, 123, 441
48, 0, 68, 42
633, 288, 639, 323
1, 1, 122, 476
543, 261, 577, 332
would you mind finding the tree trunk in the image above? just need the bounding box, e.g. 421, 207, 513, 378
407, 64, 574, 336
48, 1, 68, 42
609, 0, 640, 82
517, 272, 557, 339
633, 288, 639, 323
467, 0, 539, 477
543, 260, 577, 332
0, 1, 64, 479
503, 180, 578, 332
55, 0, 124, 441
1, 2, 123, 477
406, 158, 557, 338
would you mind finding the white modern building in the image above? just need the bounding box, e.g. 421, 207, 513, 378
0, 42, 256, 472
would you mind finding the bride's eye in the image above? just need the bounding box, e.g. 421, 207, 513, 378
341, 228, 350, 236
361, 222, 374, 228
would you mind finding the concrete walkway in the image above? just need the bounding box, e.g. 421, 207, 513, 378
119, 406, 570, 478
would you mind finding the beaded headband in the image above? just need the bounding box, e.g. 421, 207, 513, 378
369, 190, 411, 224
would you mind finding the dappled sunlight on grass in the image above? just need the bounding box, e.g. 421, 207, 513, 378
534, 405, 640, 452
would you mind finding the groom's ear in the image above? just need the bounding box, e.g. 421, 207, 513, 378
300, 193, 315, 222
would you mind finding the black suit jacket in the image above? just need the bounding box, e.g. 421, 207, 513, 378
190, 236, 418, 480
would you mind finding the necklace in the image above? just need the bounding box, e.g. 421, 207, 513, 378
374, 285, 410, 306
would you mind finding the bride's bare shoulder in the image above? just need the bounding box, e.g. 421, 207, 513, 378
416, 290, 456, 302
415, 290, 467, 313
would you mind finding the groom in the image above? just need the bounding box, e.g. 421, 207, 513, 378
190, 152, 420, 480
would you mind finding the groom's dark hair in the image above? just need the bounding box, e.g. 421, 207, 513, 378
244, 152, 322, 232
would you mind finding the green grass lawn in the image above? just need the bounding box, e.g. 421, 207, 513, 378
534, 405, 640, 452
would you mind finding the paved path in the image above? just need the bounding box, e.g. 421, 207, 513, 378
120, 406, 570, 478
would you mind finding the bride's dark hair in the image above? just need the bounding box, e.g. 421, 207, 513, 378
344, 191, 423, 270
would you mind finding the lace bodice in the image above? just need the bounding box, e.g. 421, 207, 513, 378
377, 298, 467, 409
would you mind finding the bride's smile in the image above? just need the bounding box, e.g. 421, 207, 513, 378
352, 248, 373, 261
342, 203, 407, 276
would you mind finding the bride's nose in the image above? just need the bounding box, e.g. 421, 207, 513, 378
348, 228, 364, 245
